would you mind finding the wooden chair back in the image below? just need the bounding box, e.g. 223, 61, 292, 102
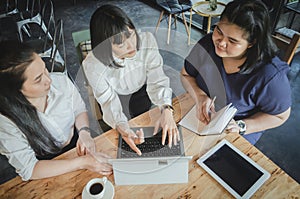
272, 33, 300, 65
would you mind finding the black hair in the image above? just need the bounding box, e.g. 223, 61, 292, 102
90, 4, 140, 68
220, 0, 277, 74
0, 40, 61, 156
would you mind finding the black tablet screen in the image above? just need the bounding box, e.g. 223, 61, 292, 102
203, 144, 263, 196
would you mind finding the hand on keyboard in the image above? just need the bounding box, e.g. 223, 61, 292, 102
116, 123, 145, 156
120, 132, 182, 158
154, 107, 180, 148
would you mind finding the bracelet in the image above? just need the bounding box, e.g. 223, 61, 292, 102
78, 126, 91, 134
161, 104, 174, 113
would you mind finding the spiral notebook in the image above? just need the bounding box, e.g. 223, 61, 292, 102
179, 103, 237, 136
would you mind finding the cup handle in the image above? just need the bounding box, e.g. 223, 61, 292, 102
102, 176, 107, 185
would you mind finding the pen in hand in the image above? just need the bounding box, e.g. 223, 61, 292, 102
208, 96, 216, 119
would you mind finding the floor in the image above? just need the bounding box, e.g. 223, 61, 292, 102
1, 0, 299, 185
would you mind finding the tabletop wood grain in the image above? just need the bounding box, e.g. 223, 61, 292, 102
0, 93, 299, 199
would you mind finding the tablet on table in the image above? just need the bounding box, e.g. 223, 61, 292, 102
197, 139, 270, 199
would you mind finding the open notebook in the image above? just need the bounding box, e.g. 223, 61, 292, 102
179, 103, 237, 136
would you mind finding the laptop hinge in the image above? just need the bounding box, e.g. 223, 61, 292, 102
158, 160, 168, 165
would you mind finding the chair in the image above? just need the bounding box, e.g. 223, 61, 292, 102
41, 18, 67, 74
272, 33, 300, 65
262, 0, 288, 34
11, 0, 54, 42
0, 0, 18, 18
22, 0, 55, 55
72, 29, 102, 121
155, 0, 192, 44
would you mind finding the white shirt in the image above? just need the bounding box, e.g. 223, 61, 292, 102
0, 73, 86, 180
83, 32, 172, 128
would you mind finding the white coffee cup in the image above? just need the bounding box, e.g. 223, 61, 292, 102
82, 177, 107, 199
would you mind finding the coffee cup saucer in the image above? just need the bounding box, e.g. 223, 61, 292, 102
82, 180, 115, 199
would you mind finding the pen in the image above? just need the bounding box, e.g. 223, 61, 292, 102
209, 96, 216, 111
208, 96, 216, 118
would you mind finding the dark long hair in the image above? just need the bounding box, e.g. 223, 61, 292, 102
0, 41, 61, 156
220, 0, 278, 74
90, 4, 140, 68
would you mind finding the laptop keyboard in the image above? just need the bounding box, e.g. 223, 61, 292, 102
120, 134, 183, 158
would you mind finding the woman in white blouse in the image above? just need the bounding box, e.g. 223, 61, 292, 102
0, 41, 112, 181
83, 4, 179, 155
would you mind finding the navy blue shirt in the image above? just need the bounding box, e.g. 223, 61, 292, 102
184, 34, 291, 144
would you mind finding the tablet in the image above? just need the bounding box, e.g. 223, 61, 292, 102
197, 139, 270, 199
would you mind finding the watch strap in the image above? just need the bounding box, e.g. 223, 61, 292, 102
78, 126, 91, 134
161, 104, 174, 113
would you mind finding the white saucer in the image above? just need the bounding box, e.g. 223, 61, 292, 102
82, 180, 115, 199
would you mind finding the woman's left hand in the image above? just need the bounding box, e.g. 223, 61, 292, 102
225, 119, 240, 133
154, 108, 179, 147
77, 130, 96, 156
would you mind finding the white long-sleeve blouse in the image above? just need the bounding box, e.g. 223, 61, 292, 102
0, 73, 86, 180
83, 32, 172, 128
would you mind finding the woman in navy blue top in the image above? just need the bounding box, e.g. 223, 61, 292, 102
181, 0, 291, 144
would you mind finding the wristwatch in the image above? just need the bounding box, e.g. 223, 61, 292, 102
236, 120, 246, 135
78, 126, 91, 134
161, 104, 174, 113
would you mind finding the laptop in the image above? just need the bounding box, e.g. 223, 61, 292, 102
109, 126, 192, 185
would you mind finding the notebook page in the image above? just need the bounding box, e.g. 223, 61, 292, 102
179, 104, 237, 135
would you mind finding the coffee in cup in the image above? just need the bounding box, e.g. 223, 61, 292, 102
82, 177, 107, 199
89, 182, 104, 195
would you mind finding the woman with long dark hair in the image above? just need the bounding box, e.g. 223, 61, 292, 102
181, 0, 291, 144
83, 5, 179, 155
0, 41, 112, 181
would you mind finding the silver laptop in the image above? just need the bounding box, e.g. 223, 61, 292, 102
109, 126, 192, 185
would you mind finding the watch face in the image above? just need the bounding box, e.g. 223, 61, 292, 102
239, 122, 245, 128
237, 120, 246, 135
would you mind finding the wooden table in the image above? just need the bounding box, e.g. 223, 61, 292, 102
0, 93, 299, 199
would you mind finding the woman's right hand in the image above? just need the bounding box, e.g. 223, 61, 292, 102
84, 152, 113, 176
116, 123, 144, 156
195, 95, 216, 125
